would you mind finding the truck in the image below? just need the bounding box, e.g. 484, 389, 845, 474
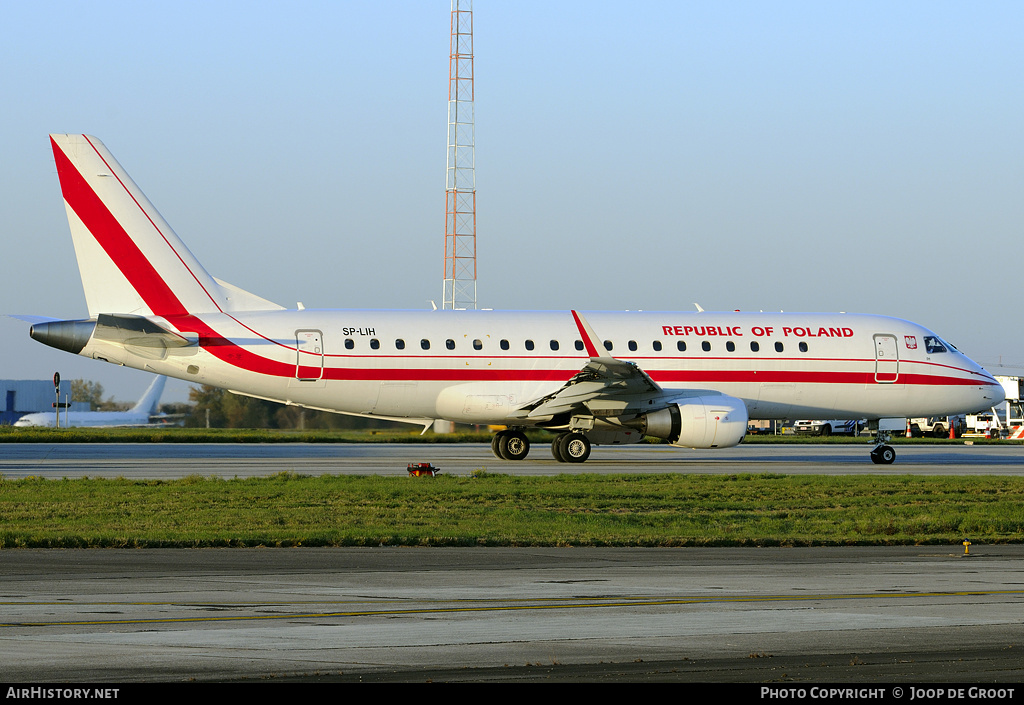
965, 376, 1023, 438
906, 415, 965, 438
965, 412, 1000, 438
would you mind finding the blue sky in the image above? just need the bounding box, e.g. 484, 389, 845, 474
2, 1, 1023, 404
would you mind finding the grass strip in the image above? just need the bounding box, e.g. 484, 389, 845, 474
1, 472, 1022, 548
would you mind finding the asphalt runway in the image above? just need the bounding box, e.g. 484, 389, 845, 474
1, 442, 1022, 683
0, 441, 1022, 478
1, 546, 1023, 683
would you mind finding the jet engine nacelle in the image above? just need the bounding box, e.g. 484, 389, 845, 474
637, 395, 748, 448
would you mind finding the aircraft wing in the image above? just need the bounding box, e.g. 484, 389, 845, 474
513, 355, 664, 419
511, 310, 669, 420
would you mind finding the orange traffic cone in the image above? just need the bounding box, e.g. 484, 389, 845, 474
949, 422, 955, 439
906, 419, 912, 438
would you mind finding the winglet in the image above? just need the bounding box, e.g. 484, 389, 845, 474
570, 310, 603, 358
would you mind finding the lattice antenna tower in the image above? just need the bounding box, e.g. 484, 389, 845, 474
443, 0, 477, 310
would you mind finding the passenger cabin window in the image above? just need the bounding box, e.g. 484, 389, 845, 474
653, 341, 662, 352
604, 340, 613, 351
799, 342, 808, 353
575, 340, 584, 351
500, 339, 509, 350
420, 339, 430, 350
702, 341, 711, 352
750, 341, 759, 352
628, 341, 637, 352
370, 339, 380, 350
550, 340, 559, 351
473, 339, 483, 350
525, 340, 535, 351
395, 339, 405, 350
345, 338, 354, 350
726, 341, 735, 352
924, 336, 947, 354
677, 341, 686, 352
775, 342, 784, 353
446, 339, 456, 350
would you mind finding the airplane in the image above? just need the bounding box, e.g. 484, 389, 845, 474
14, 375, 166, 428
26, 134, 1004, 463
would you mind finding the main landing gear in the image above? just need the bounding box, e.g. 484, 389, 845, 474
491, 429, 530, 461
550, 432, 591, 463
490, 429, 593, 463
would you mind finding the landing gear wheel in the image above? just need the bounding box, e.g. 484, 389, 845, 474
491, 431, 506, 459
870, 445, 896, 465
558, 433, 591, 464
499, 430, 530, 461
551, 433, 570, 462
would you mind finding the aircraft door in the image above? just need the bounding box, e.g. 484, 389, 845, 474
295, 329, 324, 381
873, 334, 899, 383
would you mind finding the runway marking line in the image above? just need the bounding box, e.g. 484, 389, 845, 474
2, 589, 1022, 628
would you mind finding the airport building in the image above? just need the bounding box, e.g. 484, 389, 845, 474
0, 380, 89, 425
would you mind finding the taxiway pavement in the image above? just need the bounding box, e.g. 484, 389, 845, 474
0, 441, 1022, 478
1, 546, 1023, 682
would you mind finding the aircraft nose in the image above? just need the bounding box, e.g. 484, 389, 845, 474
974, 365, 1004, 407
987, 375, 1006, 406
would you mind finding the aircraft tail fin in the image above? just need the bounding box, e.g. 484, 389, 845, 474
49, 134, 282, 318
130, 375, 167, 416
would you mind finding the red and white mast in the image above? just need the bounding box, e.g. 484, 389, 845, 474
442, 0, 477, 310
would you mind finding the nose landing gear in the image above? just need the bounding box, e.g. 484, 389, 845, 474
870, 431, 896, 464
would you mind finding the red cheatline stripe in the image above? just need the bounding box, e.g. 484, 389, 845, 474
651, 370, 985, 386
268, 364, 983, 387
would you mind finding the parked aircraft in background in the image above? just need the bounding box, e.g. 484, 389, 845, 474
14, 375, 166, 428
26, 135, 1003, 462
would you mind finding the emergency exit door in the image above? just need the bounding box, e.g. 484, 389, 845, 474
295, 330, 324, 381
874, 334, 899, 383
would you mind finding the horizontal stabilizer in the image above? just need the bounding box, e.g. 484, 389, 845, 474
7, 314, 61, 325
93, 314, 195, 348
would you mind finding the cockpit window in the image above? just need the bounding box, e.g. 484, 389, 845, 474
924, 336, 947, 354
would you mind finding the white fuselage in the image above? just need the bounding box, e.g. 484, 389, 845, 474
13, 410, 152, 428
74, 308, 1001, 427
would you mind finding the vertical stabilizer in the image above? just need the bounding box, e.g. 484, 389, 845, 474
130, 375, 167, 416
50, 134, 228, 318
